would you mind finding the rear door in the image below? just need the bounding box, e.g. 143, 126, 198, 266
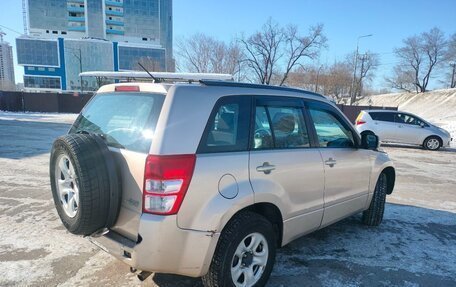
249, 96, 325, 241
70, 91, 165, 241
307, 101, 372, 227
369, 112, 397, 142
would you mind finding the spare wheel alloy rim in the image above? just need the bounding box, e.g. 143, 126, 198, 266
231, 232, 269, 287
55, 154, 79, 218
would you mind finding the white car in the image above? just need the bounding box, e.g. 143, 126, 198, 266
355, 110, 452, 150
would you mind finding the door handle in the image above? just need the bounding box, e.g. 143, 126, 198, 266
324, 158, 337, 167
256, 162, 275, 174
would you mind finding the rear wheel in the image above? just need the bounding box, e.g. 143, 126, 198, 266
202, 211, 276, 287
362, 173, 387, 226
423, 136, 442, 151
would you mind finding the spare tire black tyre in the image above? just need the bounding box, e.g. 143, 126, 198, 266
50, 133, 121, 235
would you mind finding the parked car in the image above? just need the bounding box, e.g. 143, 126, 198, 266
49, 74, 396, 287
355, 110, 452, 151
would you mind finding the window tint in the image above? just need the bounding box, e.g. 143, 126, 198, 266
309, 107, 355, 148
253, 105, 310, 149
369, 112, 395, 122
198, 96, 250, 153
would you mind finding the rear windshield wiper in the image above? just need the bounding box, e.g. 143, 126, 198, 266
75, 129, 125, 149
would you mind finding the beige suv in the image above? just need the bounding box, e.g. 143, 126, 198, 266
50, 77, 395, 287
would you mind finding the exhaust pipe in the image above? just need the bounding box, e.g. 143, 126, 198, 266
137, 271, 153, 281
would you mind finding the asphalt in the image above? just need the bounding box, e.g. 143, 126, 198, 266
0, 113, 455, 287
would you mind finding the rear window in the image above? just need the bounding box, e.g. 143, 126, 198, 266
70, 92, 165, 153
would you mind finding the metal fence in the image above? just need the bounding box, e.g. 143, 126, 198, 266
1, 91, 397, 123
0, 91, 94, 113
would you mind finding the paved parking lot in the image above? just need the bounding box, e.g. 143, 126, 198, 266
0, 112, 455, 287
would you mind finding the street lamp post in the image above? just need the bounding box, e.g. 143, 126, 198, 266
350, 34, 372, 105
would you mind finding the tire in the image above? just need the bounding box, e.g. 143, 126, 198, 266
362, 173, 387, 226
423, 136, 442, 151
49, 134, 121, 235
202, 211, 277, 287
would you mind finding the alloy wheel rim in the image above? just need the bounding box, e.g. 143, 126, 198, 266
55, 154, 79, 218
231, 232, 269, 287
427, 138, 439, 150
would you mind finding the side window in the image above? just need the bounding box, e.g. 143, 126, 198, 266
309, 107, 355, 148
198, 96, 250, 153
253, 105, 310, 149
370, 112, 395, 122
395, 113, 417, 125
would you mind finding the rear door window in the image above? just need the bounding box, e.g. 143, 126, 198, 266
70, 92, 165, 153
369, 112, 395, 122
253, 105, 310, 149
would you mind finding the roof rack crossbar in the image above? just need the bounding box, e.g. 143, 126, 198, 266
79, 71, 234, 82
198, 80, 325, 98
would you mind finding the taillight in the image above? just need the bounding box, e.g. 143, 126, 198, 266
143, 154, 196, 215
115, 85, 140, 92
356, 120, 366, 125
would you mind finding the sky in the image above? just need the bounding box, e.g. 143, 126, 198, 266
1, 0, 455, 90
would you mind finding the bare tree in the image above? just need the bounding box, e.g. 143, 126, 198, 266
445, 33, 456, 88
175, 33, 243, 76
388, 27, 447, 93
385, 66, 416, 93
135, 56, 164, 72
240, 18, 326, 85
285, 61, 352, 102
326, 61, 352, 101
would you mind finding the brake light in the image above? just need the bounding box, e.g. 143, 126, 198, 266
355, 113, 366, 125
115, 86, 140, 92
143, 154, 196, 215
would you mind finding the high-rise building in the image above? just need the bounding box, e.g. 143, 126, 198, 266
16, 0, 173, 92
0, 30, 16, 91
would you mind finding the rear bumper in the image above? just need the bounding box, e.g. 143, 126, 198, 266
89, 214, 220, 277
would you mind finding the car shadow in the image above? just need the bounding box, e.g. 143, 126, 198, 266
381, 143, 456, 153
152, 203, 456, 286
0, 119, 70, 159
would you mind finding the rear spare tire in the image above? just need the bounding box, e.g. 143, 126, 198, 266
50, 133, 121, 235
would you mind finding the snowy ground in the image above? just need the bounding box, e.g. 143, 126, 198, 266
0, 112, 455, 287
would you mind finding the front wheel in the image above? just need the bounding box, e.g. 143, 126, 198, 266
423, 136, 442, 151
202, 211, 276, 287
362, 173, 387, 226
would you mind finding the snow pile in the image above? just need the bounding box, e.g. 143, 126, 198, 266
358, 88, 456, 147
0, 111, 78, 124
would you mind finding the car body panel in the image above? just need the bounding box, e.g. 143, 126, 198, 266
319, 148, 373, 227
74, 82, 396, 278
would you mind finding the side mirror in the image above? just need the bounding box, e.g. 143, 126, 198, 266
420, 122, 425, 128
361, 133, 379, 150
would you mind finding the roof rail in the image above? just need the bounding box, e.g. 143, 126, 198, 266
79, 71, 234, 82
199, 80, 325, 98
